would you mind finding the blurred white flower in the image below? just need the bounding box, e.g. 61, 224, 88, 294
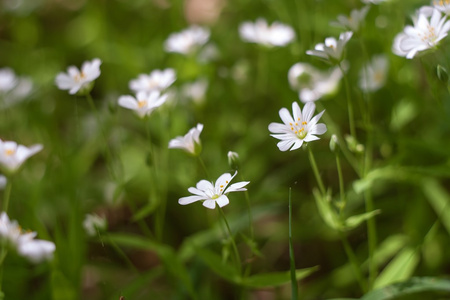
17, 238, 55, 263
129, 68, 176, 93
362, 0, 385, 4
55, 58, 102, 95
268, 102, 327, 151
164, 25, 210, 55
421, 1, 450, 16
0, 68, 17, 92
181, 78, 208, 104
288, 63, 343, 103
179, 171, 249, 209
306, 32, 353, 63
83, 214, 107, 237
392, 9, 450, 59
118, 91, 168, 118
239, 18, 295, 47
0, 68, 33, 109
0, 175, 6, 189
331, 6, 370, 32
168, 123, 203, 155
0, 212, 55, 263
0, 139, 43, 173
359, 55, 389, 92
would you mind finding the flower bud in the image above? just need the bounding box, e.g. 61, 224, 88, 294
437, 64, 449, 83
329, 134, 339, 152
227, 151, 240, 170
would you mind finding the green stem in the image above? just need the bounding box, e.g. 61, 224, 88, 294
339, 63, 357, 139
86, 94, 117, 181
336, 154, 347, 217
218, 206, 242, 275
288, 188, 298, 300
197, 156, 209, 179
2, 179, 12, 213
339, 232, 367, 293
307, 146, 326, 196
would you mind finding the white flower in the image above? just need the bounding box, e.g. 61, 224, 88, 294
239, 18, 296, 47
55, 58, 101, 95
423, 0, 450, 16
393, 9, 450, 59
288, 63, 343, 103
0, 140, 43, 173
359, 55, 389, 92
227, 151, 240, 170
181, 78, 208, 104
0, 212, 55, 263
268, 102, 327, 151
331, 6, 370, 32
179, 172, 249, 209
83, 214, 107, 237
0, 175, 6, 189
129, 68, 176, 93
168, 123, 203, 155
18, 238, 55, 263
164, 25, 210, 55
306, 31, 353, 63
362, 0, 385, 4
118, 91, 168, 118
0, 68, 17, 92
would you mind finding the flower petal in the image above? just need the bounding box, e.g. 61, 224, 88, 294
202, 199, 216, 209
179, 195, 205, 205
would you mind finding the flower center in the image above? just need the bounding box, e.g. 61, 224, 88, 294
4, 149, 15, 156
435, 0, 450, 6
289, 119, 308, 140
418, 25, 437, 45
138, 100, 147, 108
74, 72, 86, 83
212, 194, 219, 199
374, 71, 384, 83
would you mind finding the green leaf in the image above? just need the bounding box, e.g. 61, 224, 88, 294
373, 246, 420, 290
313, 188, 340, 230
106, 234, 197, 299
362, 277, 450, 300
131, 201, 158, 221
195, 246, 241, 284
353, 167, 417, 194
390, 98, 418, 131
342, 210, 381, 231
421, 178, 450, 235
241, 266, 319, 288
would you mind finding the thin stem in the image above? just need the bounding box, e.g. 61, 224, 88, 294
335, 154, 347, 217
2, 179, 12, 213
218, 206, 242, 275
339, 232, 367, 293
288, 188, 298, 300
307, 146, 326, 196
86, 94, 117, 181
339, 63, 357, 139
197, 156, 209, 179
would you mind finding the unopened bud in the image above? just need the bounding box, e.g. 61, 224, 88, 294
329, 134, 339, 152
227, 151, 240, 170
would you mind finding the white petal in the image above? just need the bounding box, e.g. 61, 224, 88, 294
277, 139, 295, 151
279, 108, 294, 124
202, 200, 216, 209
225, 181, 249, 193
215, 195, 230, 208
179, 195, 205, 205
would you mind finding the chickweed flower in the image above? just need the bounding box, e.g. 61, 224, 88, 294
0, 68, 17, 92
129, 68, 176, 93
331, 6, 370, 32
358, 55, 389, 92
181, 78, 208, 104
83, 213, 107, 237
118, 91, 168, 118
55, 58, 101, 95
164, 25, 210, 55
168, 123, 203, 156
0, 139, 43, 174
392, 9, 450, 59
306, 32, 353, 64
268, 102, 327, 151
239, 18, 296, 47
0, 212, 55, 263
288, 63, 343, 103
179, 171, 249, 209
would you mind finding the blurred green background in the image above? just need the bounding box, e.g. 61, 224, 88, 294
1, 0, 450, 299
